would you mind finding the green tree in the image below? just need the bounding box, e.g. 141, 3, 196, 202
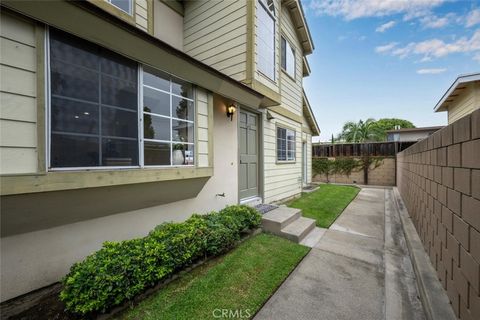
375, 118, 415, 140
338, 118, 383, 143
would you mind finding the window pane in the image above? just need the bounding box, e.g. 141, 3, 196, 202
144, 141, 171, 165
101, 75, 137, 110
173, 144, 194, 166
101, 55, 136, 82
101, 107, 137, 138
102, 138, 138, 166
110, 0, 132, 14
172, 120, 194, 143
144, 114, 170, 140
144, 87, 170, 116
50, 30, 99, 70
172, 78, 193, 99
143, 67, 170, 92
51, 134, 99, 167
286, 42, 295, 77
257, 1, 275, 80
51, 97, 99, 135
51, 61, 99, 103
172, 96, 194, 121
281, 37, 286, 70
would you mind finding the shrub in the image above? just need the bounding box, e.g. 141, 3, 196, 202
60, 205, 261, 315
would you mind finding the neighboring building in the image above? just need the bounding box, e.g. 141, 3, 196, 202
434, 72, 480, 124
386, 126, 444, 142
0, 0, 319, 301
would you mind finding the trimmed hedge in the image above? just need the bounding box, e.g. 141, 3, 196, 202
60, 205, 261, 315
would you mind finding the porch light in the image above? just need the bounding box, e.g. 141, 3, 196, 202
227, 103, 236, 121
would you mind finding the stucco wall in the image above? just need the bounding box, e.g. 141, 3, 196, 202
313, 157, 396, 186
0, 95, 238, 302
396, 109, 480, 319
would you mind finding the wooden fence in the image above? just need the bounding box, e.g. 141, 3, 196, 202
312, 141, 416, 158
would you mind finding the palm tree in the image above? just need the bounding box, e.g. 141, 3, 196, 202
339, 118, 383, 143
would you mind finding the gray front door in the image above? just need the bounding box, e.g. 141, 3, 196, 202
239, 109, 259, 200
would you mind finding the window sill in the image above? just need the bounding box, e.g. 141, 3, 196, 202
276, 160, 296, 165
0, 166, 213, 195
281, 68, 296, 82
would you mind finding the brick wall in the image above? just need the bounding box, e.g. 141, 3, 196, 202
313, 157, 395, 186
396, 109, 480, 320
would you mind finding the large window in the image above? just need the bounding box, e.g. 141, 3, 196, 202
277, 127, 295, 162
257, 0, 275, 81
48, 29, 195, 169
107, 0, 133, 15
281, 36, 295, 78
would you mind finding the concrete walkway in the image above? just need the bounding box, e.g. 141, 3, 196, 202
255, 187, 426, 320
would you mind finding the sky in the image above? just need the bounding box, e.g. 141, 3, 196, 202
301, 0, 479, 142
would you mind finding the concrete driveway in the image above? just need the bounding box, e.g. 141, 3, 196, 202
254, 187, 425, 320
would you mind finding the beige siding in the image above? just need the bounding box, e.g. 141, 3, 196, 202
263, 111, 303, 203
260, 2, 309, 202
278, 7, 303, 116
447, 82, 480, 124
184, 0, 248, 82
0, 12, 38, 174
196, 88, 210, 167
135, 0, 149, 31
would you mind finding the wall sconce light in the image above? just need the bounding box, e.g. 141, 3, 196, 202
266, 111, 275, 121
227, 103, 236, 121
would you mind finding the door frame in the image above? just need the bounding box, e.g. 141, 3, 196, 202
302, 141, 308, 186
237, 106, 264, 203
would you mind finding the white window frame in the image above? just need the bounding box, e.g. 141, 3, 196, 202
276, 126, 296, 162
46, 29, 196, 171
107, 0, 133, 15
281, 35, 295, 79
257, 0, 276, 81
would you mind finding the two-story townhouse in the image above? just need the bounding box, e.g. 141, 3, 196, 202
0, 0, 319, 302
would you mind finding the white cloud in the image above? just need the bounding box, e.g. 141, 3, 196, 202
308, 0, 445, 20
474, 53, 480, 62
416, 68, 447, 74
420, 13, 455, 29
376, 20, 396, 32
375, 42, 398, 53
358, 35, 367, 41
378, 29, 480, 61
466, 9, 480, 27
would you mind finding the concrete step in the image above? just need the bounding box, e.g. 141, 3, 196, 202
280, 217, 316, 243
300, 227, 327, 248
262, 207, 302, 234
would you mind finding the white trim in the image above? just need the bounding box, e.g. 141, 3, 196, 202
45, 27, 51, 171
434, 73, 480, 112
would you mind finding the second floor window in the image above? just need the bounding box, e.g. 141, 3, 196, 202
107, 0, 133, 15
257, 0, 275, 81
281, 36, 295, 78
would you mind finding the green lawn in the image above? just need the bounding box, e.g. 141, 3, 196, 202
288, 184, 360, 228
116, 233, 309, 320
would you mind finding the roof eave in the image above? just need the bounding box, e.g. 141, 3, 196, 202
302, 90, 320, 136
282, 0, 314, 56
434, 72, 480, 112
